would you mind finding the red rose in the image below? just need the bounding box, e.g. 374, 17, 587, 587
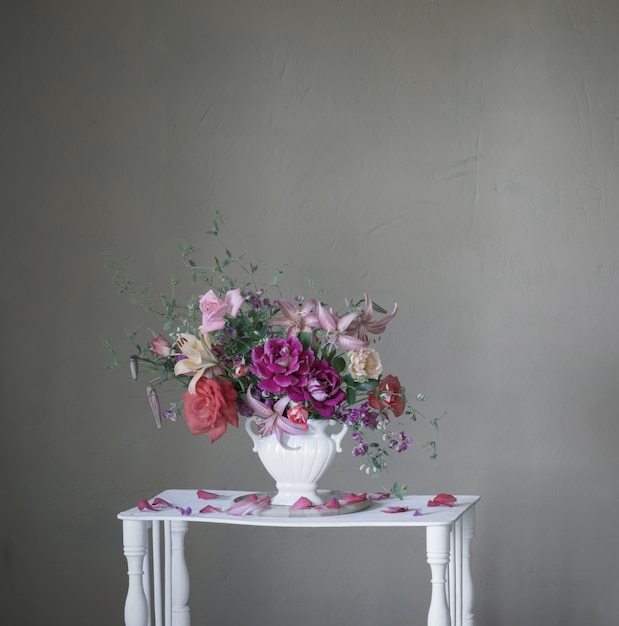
182, 378, 239, 442
368, 374, 405, 417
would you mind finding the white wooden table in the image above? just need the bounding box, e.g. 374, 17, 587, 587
118, 490, 479, 626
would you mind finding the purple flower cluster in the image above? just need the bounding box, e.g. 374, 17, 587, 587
250, 337, 346, 419
289, 359, 346, 418
250, 337, 314, 396
385, 431, 413, 453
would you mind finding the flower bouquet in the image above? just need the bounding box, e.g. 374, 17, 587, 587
105, 215, 439, 496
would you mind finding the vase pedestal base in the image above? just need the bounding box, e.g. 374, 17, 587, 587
233, 491, 372, 517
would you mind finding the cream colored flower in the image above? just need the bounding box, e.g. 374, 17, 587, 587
348, 347, 383, 382
174, 333, 220, 393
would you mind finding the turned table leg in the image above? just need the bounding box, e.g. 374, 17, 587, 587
426, 525, 451, 626
123, 520, 150, 626
462, 507, 476, 626
170, 520, 191, 626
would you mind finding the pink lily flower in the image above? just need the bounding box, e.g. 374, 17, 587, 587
245, 385, 308, 449
316, 303, 368, 351
268, 298, 319, 337
348, 294, 398, 342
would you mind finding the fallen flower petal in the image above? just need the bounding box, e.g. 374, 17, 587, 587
151, 497, 174, 509
197, 490, 219, 500
369, 492, 391, 501
341, 492, 367, 503
412, 508, 422, 516
199, 505, 224, 513
291, 497, 314, 509
381, 506, 409, 514
427, 493, 457, 507
315, 497, 340, 510
138, 497, 175, 512
226, 495, 272, 516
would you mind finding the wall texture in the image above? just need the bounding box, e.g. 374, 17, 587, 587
2, 1, 619, 624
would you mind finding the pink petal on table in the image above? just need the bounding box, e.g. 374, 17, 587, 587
369, 492, 391, 501
315, 497, 340, 510
226, 495, 272, 516
381, 506, 409, 514
151, 497, 175, 509
427, 493, 457, 507
199, 505, 224, 514
291, 497, 314, 509
197, 490, 219, 500
341, 492, 367, 503
138, 497, 175, 512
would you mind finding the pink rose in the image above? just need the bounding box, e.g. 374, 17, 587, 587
225, 288, 244, 317
182, 378, 239, 442
150, 335, 172, 358
199, 289, 244, 333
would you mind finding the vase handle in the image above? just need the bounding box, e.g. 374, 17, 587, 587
330, 422, 348, 453
244, 416, 261, 452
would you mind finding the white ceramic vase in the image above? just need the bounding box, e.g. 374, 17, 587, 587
245, 417, 348, 506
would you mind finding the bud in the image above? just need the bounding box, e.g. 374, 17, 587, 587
146, 385, 162, 429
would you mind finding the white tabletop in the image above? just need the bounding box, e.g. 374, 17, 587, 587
118, 489, 480, 528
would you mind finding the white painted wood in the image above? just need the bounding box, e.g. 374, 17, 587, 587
164, 521, 171, 626
426, 524, 451, 626
449, 518, 463, 626
152, 521, 163, 626
462, 507, 476, 626
122, 520, 150, 626
119, 491, 479, 626
171, 520, 190, 626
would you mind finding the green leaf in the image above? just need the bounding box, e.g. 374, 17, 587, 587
331, 355, 346, 373
298, 331, 313, 351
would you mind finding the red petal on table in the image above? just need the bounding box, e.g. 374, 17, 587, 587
369, 492, 391, 501
291, 497, 314, 509
197, 490, 218, 500
138, 499, 155, 511
199, 505, 224, 513
427, 494, 457, 507
341, 492, 367, 503
381, 506, 409, 514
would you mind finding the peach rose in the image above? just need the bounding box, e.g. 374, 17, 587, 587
182, 378, 239, 442
348, 348, 383, 382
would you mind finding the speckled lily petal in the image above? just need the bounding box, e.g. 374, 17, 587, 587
226, 494, 272, 516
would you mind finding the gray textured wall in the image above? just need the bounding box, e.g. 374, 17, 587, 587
2, 1, 619, 624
